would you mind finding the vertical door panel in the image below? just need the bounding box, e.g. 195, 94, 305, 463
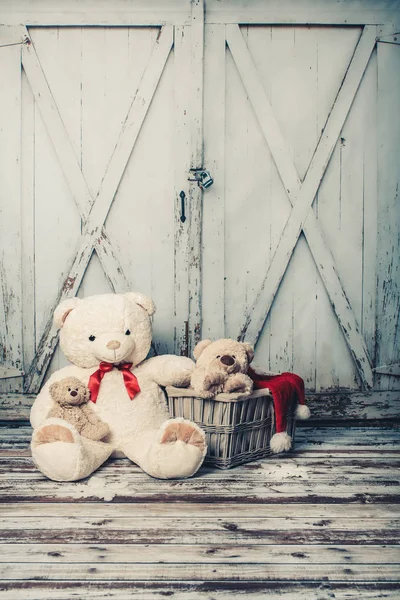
17, 24, 188, 385
376, 31, 400, 392
0, 30, 23, 392
202, 24, 226, 341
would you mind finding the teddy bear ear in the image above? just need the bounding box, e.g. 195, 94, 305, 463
53, 297, 81, 329
124, 292, 156, 317
49, 380, 61, 397
242, 342, 255, 364
193, 339, 213, 360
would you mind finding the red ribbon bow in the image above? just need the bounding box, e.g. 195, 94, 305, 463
88, 362, 141, 403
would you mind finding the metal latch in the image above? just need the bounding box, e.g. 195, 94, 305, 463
188, 168, 214, 190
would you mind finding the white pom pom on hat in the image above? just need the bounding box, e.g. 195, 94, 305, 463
295, 404, 311, 420
270, 431, 292, 454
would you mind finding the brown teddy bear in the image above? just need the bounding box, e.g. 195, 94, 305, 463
48, 377, 110, 441
190, 339, 254, 398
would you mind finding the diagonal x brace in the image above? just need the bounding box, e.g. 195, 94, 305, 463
24, 25, 174, 393
227, 24, 376, 388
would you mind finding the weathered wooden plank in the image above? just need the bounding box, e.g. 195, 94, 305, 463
3, 459, 399, 484
306, 390, 400, 420
188, 0, 205, 351
360, 48, 378, 363
1, 581, 399, 600
281, 26, 318, 389
21, 67, 37, 376
2, 515, 398, 533
0, 477, 398, 504
201, 23, 226, 341
1, 543, 399, 565
1, 516, 399, 546
4, 455, 400, 481
327, 41, 372, 365
173, 24, 191, 357
0, 0, 192, 26
206, 1, 400, 26
376, 25, 400, 394
77, 26, 121, 301
23, 25, 173, 393
80, 28, 121, 200
2, 502, 398, 519
316, 38, 363, 385
0, 561, 399, 581
0, 485, 398, 505
190, 0, 205, 176
0, 25, 23, 389
0, 393, 32, 421
1, 0, 399, 26
227, 25, 376, 389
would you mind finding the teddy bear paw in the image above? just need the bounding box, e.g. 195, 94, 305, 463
224, 373, 253, 395
161, 420, 206, 452
202, 372, 226, 396
34, 423, 75, 445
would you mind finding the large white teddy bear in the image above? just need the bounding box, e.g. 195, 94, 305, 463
30, 292, 207, 481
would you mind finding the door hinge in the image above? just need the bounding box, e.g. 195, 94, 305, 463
373, 363, 400, 377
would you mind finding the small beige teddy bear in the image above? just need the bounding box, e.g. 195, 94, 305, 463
48, 376, 110, 441
190, 339, 254, 398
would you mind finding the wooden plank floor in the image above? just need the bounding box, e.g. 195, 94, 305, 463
0, 424, 399, 599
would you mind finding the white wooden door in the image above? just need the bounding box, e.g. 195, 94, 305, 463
0, 1, 204, 394
201, 2, 400, 410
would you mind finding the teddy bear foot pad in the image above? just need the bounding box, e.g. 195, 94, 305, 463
34, 423, 75, 445
160, 420, 206, 450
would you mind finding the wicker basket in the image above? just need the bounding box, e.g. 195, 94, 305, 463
165, 386, 297, 469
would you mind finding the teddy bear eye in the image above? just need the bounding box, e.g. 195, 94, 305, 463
232, 355, 236, 359
68, 388, 71, 392
216, 355, 221, 359
125, 329, 131, 335
89, 335, 96, 341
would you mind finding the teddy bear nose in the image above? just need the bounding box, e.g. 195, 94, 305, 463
70, 390, 78, 397
107, 340, 121, 350
220, 355, 235, 366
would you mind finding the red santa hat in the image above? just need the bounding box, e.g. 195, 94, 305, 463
248, 368, 311, 453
